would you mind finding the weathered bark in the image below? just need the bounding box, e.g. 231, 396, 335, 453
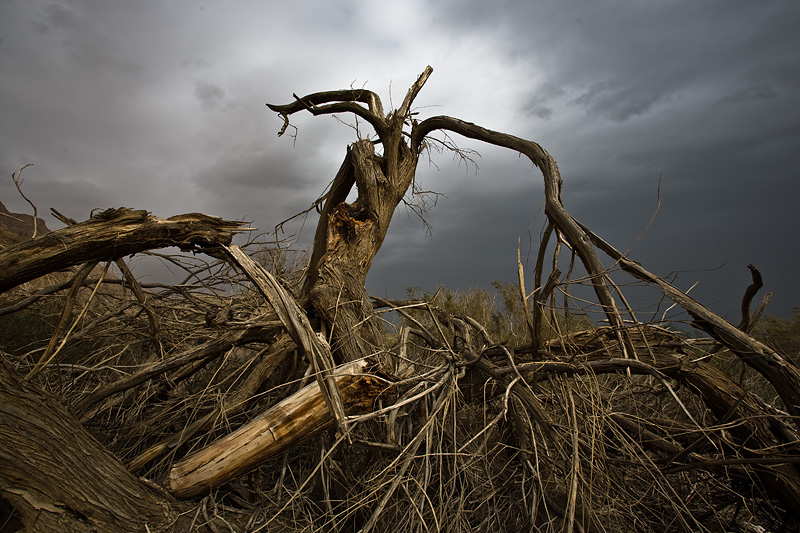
303, 141, 412, 364
269, 68, 433, 365
0, 361, 185, 532
0, 207, 248, 294
167, 358, 387, 498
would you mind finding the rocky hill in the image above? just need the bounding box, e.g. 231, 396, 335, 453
0, 201, 50, 247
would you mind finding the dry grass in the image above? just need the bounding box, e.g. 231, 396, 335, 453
1, 240, 797, 533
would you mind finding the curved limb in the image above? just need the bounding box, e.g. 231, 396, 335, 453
411, 115, 630, 350
268, 90, 389, 140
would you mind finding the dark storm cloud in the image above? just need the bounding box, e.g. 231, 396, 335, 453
523, 84, 564, 120
194, 82, 226, 110
713, 59, 800, 108
370, 0, 800, 318
31, 3, 77, 34
369, 155, 547, 297
189, 143, 330, 229
2, 0, 798, 321
745, 60, 800, 90
570, 76, 678, 123
714, 85, 776, 108
182, 58, 213, 70
438, 0, 799, 124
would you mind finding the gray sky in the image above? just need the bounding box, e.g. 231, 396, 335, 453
2, 0, 799, 322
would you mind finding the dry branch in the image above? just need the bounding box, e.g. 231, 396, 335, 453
127, 333, 297, 473
74, 321, 281, 417
577, 220, 800, 425
225, 243, 351, 433
0, 207, 249, 294
167, 358, 387, 498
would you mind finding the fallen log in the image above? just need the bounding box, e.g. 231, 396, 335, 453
0, 360, 186, 532
167, 358, 388, 498
0, 207, 249, 294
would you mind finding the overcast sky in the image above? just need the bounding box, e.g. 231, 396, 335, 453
1, 0, 799, 323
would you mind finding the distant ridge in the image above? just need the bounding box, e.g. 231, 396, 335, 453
0, 201, 50, 247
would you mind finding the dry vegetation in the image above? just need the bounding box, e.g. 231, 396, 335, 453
2, 67, 800, 532
2, 225, 798, 533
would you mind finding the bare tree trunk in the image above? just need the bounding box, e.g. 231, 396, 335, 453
269, 70, 432, 365
268, 66, 631, 364
305, 140, 408, 363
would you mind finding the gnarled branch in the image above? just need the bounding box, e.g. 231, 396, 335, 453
411, 115, 630, 352
268, 89, 389, 140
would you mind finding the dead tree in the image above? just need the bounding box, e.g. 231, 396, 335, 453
163, 66, 800, 513
267, 66, 631, 368
2, 66, 800, 531
258, 66, 800, 513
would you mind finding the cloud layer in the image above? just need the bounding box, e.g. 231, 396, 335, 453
2, 0, 798, 320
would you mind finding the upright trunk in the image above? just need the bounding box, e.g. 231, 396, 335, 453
305, 139, 418, 364
270, 68, 432, 365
